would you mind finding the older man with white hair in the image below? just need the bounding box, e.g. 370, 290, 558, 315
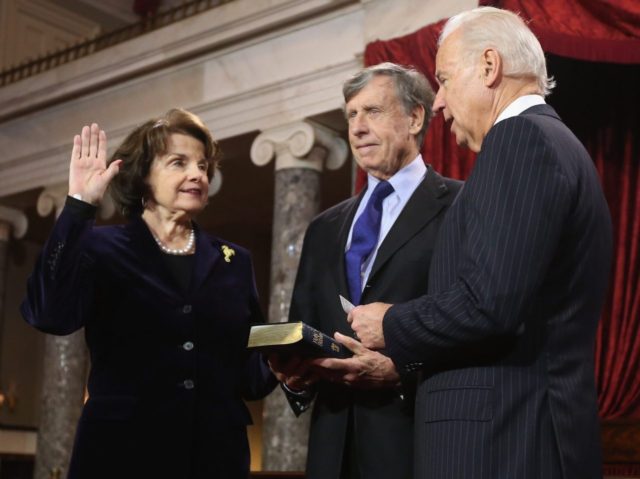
347, 7, 612, 479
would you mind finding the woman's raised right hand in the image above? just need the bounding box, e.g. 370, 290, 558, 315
68, 123, 122, 205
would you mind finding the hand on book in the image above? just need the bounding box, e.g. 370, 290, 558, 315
267, 353, 319, 392
348, 302, 391, 349
311, 332, 400, 389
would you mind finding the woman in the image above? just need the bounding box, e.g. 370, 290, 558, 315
21, 109, 277, 479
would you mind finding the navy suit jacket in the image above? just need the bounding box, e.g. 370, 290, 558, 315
21, 201, 276, 479
385, 105, 612, 479
289, 169, 462, 479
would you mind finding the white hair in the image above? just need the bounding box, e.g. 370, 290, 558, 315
440, 6, 555, 96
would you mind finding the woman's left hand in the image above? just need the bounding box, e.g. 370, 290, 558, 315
267, 353, 318, 392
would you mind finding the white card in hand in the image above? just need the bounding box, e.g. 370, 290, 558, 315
339, 295, 355, 314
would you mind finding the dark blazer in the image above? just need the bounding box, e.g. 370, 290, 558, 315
289, 168, 462, 479
21, 201, 277, 479
385, 105, 613, 479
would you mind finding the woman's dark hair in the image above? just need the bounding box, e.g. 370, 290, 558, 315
107, 108, 220, 218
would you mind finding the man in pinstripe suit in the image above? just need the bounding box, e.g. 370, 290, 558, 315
347, 7, 613, 479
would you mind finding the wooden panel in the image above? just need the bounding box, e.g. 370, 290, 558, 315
602, 419, 640, 478
251, 473, 304, 479
0, 453, 33, 479
602, 419, 640, 463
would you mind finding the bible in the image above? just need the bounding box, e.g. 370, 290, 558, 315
247, 322, 351, 358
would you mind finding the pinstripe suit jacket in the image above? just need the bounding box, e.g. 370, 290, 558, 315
384, 104, 612, 479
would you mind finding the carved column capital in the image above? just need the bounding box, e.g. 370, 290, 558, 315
0, 205, 28, 239
37, 184, 68, 219
250, 120, 348, 172
208, 170, 223, 197
37, 184, 117, 220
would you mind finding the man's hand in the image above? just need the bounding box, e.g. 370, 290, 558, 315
347, 302, 392, 349
311, 332, 400, 388
267, 354, 319, 392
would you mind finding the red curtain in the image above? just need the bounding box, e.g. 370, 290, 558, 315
544, 54, 640, 420
480, 0, 640, 63
363, 1, 640, 421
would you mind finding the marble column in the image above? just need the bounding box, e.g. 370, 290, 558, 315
0, 206, 28, 412
33, 185, 114, 479
251, 121, 348, 471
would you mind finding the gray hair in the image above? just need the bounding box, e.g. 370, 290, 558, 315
343, 62, 435, 148
440, 6, 555, 96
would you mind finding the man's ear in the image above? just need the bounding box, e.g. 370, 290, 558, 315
482, 48, 502, 88
409, 104, 425, 136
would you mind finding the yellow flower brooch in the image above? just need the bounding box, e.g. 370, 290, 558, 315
221, 245, 235, 263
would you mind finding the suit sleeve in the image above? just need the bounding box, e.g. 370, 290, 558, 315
241, 351, 278, 400
288, 219, 320, 328
20, 197, 98, 335
384, 117, 573, 370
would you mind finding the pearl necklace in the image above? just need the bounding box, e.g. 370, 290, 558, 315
152, 228, 195, 255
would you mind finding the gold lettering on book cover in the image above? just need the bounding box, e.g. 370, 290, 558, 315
312, 331, 323, 346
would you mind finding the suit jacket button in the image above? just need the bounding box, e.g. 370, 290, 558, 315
182, 304, 192, 314
183, 379, 195, 389
183, 341, 194, 351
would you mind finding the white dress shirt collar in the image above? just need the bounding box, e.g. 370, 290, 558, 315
365, 154, 427, 202
494, 94, 546, 125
